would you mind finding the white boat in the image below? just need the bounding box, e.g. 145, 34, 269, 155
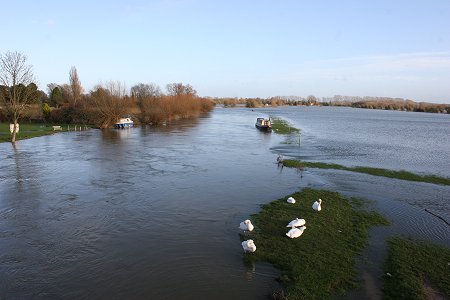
114, 117, 134, 129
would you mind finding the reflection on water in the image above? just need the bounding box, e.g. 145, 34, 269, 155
0, 107, 449, 299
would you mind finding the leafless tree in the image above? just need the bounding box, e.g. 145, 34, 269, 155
166, 82, 197, 97
0, 51, 36, 143
69, 66, 83, 105
131, 83, 161, 100
89, 81, 129, 128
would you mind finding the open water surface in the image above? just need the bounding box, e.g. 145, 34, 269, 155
0, 106, 449, 299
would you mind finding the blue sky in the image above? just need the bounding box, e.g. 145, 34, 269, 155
1, 0, 449, 103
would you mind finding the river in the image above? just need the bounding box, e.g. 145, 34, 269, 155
0, 106, 449, 299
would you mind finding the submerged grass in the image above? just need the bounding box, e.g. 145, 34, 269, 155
383, 237, 450, 300
271, 117, 300, 135
0, 123, 67, 143
282, 159, 450, 186
243, 188, 388, 299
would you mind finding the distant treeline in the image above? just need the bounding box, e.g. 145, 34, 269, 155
212, 95, 450, 113
0, 68, 214, 128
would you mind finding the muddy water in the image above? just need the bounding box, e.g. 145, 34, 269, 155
1, 107, 449, 299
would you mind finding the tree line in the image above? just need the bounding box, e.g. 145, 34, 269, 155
213, 95, 450, 113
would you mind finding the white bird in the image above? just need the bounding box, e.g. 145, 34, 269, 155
286, 226, 306, 238
239, 219, 254, 231
241, 239, 256, 252
286, 218, 306, 228
287, 197, 296, 204
312, 198, 322, 211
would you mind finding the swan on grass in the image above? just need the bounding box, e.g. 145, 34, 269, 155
286, 226, 306, 238
312, 198, 322, 212
286, 218, 306, 228
287, 197, 296, 204
239, 219, 254, 231
241, 239, 256, 252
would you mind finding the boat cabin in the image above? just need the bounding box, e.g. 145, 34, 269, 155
255, 118, 272, 131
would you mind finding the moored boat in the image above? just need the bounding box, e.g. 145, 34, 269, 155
114, 117, 134, 129
255, 118, 272, 131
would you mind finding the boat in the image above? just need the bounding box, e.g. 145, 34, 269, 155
255, 118, 272, 131
114, 117, 134, 129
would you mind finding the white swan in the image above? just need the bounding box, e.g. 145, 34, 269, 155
287, 196, 296, 204
241, 239, 256, 252
239, 219, 254, 231
312, 198, 322, 211
286, 218, 306, 228
286, 226, 306, 238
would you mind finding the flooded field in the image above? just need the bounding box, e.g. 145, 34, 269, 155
1, 107, 449, 299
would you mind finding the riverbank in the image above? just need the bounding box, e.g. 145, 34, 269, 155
0, 123, 68, 143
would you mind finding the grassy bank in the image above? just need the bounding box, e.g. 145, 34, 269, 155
271, 117, 300, 134
383, 237, 450, 299
243, 188, 388, 299
282, 159, 450, 186
0, 123, 67, 143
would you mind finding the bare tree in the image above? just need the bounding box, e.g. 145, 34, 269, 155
131, 83, 161, 99
166, 82, 197, 97
0, 51, 36, 143
89, 81, 129, 128
69, 66, 83, 105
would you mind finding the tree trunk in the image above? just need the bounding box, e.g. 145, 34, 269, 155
11, 121, 18, 143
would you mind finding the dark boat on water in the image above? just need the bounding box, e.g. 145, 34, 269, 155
255, 118, 272, 132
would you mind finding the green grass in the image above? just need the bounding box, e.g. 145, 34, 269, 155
0, 122, 68, 143
383, 237, 450, 300
243, 188, 388, 299
271, 117, 300, 134
282, 159, 450, 186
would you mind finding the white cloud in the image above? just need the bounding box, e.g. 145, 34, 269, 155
286, 52, 450, 80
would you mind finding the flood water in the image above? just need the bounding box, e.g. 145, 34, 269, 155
1, 106, 449, 299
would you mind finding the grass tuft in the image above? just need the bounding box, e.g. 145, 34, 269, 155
243, 188, 388, 299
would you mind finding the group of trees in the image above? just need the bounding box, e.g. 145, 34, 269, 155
0, 51, 214, 142
44, 80, 214, 128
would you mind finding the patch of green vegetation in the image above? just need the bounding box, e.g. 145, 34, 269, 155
383, 237, 450, 300
282, 159, 450, 186
0, 123, 67, 143
271, 117, 300, 135
244, 188, 388, 299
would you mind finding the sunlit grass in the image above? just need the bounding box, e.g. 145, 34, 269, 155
243, 188, 388, 299
383, 237, 450, 299
282, 159, 450, 186
0, 123, 67, 143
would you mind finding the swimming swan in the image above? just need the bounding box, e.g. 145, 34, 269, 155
239, 219, 254, 231
312, 198, 322, 211
241, 239, 256, 252
287, 197, 296, 204
286, 226, 306, 238
286, 218, 306, 228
